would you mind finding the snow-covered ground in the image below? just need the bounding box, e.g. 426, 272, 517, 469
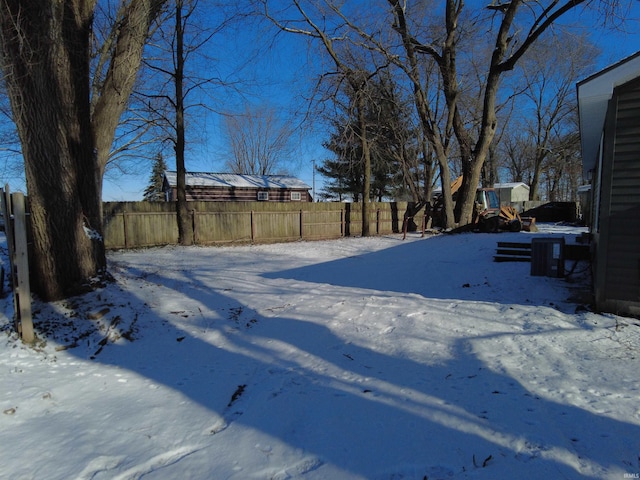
1, 224, 639, 480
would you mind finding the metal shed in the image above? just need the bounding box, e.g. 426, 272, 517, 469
577, 51, 640, 317
493, 182, 530, 203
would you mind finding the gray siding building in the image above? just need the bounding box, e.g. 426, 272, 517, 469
577, 52, 640, 317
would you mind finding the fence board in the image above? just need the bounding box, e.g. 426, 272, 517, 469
194, 211, 253, 244
301, 209, 343, 239
102, 201, 417, 249
253, 210, 300, 242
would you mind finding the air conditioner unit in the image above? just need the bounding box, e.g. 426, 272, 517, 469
531, 237, 565, 278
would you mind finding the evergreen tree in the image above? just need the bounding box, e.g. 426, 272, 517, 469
144, 153, 168, 201
320, 72, 418, 202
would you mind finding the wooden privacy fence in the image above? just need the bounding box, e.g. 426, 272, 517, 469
103, 201, 417, 249
1, 186, 33, 343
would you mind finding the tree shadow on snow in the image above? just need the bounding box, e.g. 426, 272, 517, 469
17, 237, 637, 479
262, 231, 590, 311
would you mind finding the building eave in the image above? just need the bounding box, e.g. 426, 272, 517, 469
577, 51, 640, 178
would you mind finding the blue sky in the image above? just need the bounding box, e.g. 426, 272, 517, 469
101, 1, 640, 202
1, 1, 639, 201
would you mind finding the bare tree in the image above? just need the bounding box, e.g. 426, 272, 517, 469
386, 0, 607, 226
500, 126, 536, 184
223, 103, 296, 175
0, 0, 165, 300
258, 1, 630, 227
384, 3, 458, 227
514, 33, 599, 200
543, 129, 582, 201
139, 0, 247, 245
91, 2, 158, 181
263, 1, 395, 235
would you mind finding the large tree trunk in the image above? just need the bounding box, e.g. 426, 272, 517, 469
0, 1, 104, 300
357, 90, 371, 237
175, 0, 194, 245
0, 0, 166, 300
389, 0, 455, 229
92, 0, 168, 219
528, 149, 548, 200
450, 0, 515, 226
455, 160, 485, 226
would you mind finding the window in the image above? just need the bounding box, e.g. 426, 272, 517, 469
257, 191, 269, 201
291, 191, 301, 201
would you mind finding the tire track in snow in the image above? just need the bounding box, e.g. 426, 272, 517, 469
110, 445, 203, 479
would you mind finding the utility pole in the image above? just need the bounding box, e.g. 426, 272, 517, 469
312, 159, 316, 202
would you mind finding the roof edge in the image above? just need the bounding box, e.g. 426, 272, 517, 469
577, 50, 640, 88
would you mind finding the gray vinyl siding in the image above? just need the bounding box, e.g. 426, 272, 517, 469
601, 80, 640, 310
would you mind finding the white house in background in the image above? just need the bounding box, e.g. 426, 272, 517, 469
577, 51, 640, 318
493, 182, 530, 203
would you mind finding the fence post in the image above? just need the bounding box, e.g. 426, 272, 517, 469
251, 210, 255, 242
300, 209, 304, 240
191, 208, 197, 245
122, 210, 129, 248
376, 209, 381, 235
13, 193, 33, 342
3, 191, 34, 343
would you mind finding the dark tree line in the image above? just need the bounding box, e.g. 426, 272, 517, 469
263, 0, 627, 230
313, 5, 600, 207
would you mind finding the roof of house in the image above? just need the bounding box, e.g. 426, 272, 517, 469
577, 51, 640, 176
163, 171, 311, 190
493, 182, 530, 190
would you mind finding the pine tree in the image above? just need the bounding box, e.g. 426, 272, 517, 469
143, 153, 168, 201
320, 72, 418, 202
